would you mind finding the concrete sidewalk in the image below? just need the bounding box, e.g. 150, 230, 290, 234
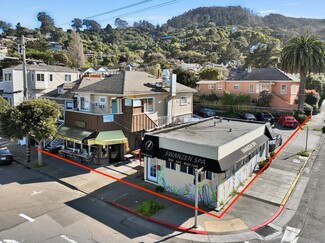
2, 110, 325, 242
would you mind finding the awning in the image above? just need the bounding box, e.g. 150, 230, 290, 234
218, 135, 269, 171
88, 130, 127, 146
56, 126, 95, 144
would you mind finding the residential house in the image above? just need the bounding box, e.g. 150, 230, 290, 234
196, 67, 300, 110
1, 64, 79, 106
180, 63, 202, 73
56, 70, 197, 164
79, 66, 121, 78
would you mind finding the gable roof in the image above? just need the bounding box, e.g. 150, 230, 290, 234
41, 77, 104, 100
228, 68, 299, 81
76, 71, 196, 95
5, 64, 78, 73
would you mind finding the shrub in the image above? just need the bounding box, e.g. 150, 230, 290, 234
297, 151, 310, 157
135, 200, 164, 216
155, 185, 164, 192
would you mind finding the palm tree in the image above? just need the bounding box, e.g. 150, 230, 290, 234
281, 33, 325, 112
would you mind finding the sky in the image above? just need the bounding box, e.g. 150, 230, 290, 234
1, 0, 324, 30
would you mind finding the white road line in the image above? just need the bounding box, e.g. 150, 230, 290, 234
31, 191, 42, 196
281, 226, 300, 243
19, 213, 35, 222
1, 240, 20, 243
61, 235, 77, 243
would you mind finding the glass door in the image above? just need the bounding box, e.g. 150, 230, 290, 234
147, 158, 158, 182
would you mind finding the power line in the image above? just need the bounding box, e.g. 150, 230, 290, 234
57, 0, 153, 27
98, 0, 184, 24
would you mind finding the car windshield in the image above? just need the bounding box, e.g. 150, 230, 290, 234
264, 114, 272, 118
286, 117, 295, 121
246, 114, 254, 118
0, 150, 10, 155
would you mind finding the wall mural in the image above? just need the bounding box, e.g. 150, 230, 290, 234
156, 151, 263, 207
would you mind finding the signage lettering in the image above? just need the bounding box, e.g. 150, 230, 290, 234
241, 141, 257, 154
164, 150, 206, 166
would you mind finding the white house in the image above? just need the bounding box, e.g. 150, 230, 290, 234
1, 64, 79, 106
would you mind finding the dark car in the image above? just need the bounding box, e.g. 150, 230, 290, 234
269, 133, 282, 152
255, 112, 275, 125
0, 147, 13, 165
239, 113, 257, 121
196, 108, 217, 118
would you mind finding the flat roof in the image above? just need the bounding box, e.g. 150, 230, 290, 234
154, 117, 266, 148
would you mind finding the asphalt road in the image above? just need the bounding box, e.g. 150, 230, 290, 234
0, 162, 168, 243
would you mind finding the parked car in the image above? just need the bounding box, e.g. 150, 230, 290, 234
269, 133, 283, 152
0, 147, 13, 165
239, 113, 257, 121
255, 112, 275, 125
196, 108, 217, 118
279, 116, 300, 128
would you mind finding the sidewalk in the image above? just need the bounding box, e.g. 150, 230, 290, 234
3, 110, 325, 242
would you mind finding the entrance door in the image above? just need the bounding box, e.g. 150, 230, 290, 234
111, 99, 118, 114
147, 158, 158, 182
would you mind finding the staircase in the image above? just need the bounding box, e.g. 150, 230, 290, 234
44, 137, 64, 151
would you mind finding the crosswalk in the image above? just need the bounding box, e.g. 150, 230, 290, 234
281, 226, 301, 243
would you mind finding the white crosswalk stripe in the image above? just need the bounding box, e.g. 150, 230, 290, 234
281, 226, 300, 243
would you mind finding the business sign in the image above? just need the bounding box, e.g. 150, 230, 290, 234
133, 99, 142, 107
124, 99, 132, 106
103, 114, 114, 123
156, 148, 221, 172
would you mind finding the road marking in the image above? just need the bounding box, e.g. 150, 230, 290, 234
293, 159, 301, 164
281, 226, 300, 243
0, 240, 20, 243
61, 235, 77, 243
31, 191, 42, 196
19, 213, 35, 222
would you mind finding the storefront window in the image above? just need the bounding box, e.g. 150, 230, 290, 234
180, 164, 187, 173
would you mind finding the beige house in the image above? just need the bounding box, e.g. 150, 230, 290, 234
197, 67, 300, 110
56, 70, 196, 163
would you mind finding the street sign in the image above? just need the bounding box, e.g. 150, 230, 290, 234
17, 44, 23, 55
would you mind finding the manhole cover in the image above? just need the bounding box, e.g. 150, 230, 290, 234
255, 225, 278, 237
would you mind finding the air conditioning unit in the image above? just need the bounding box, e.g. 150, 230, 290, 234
92, 102, 98, 107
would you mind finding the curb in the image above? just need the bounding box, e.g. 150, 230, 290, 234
110, 201, 208, 235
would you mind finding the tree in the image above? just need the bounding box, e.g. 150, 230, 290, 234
0, 99, 60, 166
172, 66, 199, 87
71, 18, 83, 32
281, 33, 325, 112
0, 97, 10, 116
37, 12, 55, 34
67, 31, 86, 68
115, 18, 129, 29
199, 67, 224, 80
256, 90, 273, 107
82, 19, 101, 33
0, 20, 12, 33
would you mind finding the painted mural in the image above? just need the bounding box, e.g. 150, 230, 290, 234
154, 148, 265, 208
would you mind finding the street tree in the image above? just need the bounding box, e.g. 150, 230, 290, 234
281, 33, 325, 112
67, 31, 86, 68
0, 99, 60, 166
0, 97, 10, 115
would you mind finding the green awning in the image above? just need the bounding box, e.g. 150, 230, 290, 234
56, 126, 95, 144
88, 130, 127, 146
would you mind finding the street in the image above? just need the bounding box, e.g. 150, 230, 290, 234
0, 163, 165, 243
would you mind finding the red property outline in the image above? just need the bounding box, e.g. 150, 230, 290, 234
37, 115, 311, 219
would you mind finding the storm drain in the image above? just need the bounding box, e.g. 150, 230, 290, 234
255, 225, 278, 238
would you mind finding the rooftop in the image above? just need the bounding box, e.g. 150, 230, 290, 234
154, 117, 266, 148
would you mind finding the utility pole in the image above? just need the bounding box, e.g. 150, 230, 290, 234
305, 125, 309, 152
21, 35, 28, 100
20, 35, 31, 163
194, 167, 204, 228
